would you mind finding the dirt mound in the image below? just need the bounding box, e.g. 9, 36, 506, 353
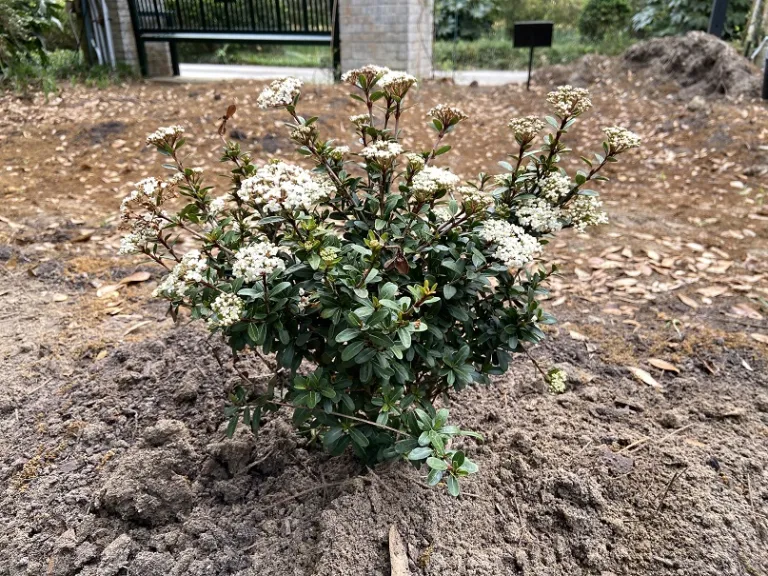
2, 299, 767, 575
623, 31, 761, 98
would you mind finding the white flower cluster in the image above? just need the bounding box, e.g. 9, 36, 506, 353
379, 71, 418, 97
350, 114, 371, 128
427, 104, 467, 126
118, 213, 164, 255
547, 368, 568, 394
546, 85, 592, 118
290, 124, 316, 144
480, 220, 541, 268
341, 65, 390, 86
152, 250, 209, 299
432, 205, 453, 222
208, 195, 228, 216
516, 198, 563, 233
360, 141, 403, 164
210, 293, 245, 327
320, 246, 340, 263
257, 77, 303, 109
460, 186, 493, 213
120, 177, 164, 213
146, 126, 184, 147
603, 126, 641, 154
508, 116, 545, 142
232, 240, 287, 282
328, 146, 349, 161
237, 161, 331, 213
566, 195, 608, 230
297, 287, 313, 312
405, 153, 425, 170
538, 172, 571, 202
411, 166, 460, 199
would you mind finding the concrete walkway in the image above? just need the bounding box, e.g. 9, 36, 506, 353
176, 63, 527, 86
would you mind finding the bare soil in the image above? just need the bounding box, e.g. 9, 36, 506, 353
1, 59, 767, 575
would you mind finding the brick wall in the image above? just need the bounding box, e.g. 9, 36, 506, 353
339, 0, 433, 78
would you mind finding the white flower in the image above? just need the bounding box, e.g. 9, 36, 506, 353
297, 287, 314, 312
405, 153, 425, 170
360, 141, 403, 165
209, 293, 245, 327
120, 177, 164, 213
547, 368, 567, 394
603, 126, 641, 154
320, 246, 340, 263
379, 71, 418, 97
460, 186, 493, 213
257, 77, 303, 109
232, 240, 288, 281
118, 213, 163, 255
328, 146, 349, 161
508, 116, 545, 142
566, 195, 608, 230
152, 250, 207, 298
411, 166, 460, 200
480, 219, 541, 268
350, 114, 371, 128
342, 65, 390, 86
427, 104, 467, 126
433, 205, 453, 222
237, 161, 331, 213
546, 85, 592, 117
209, 195, 228, 216
538, 172, 571, 202
146, 125, 184, 146
516, 198, 563, 233
290, 124, 316, 144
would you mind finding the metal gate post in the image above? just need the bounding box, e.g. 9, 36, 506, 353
708, 0, 729, 38
170, 41, 180, 76
126, 0, 149, 76
332, 0, 341, 81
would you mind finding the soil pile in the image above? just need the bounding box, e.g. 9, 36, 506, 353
623, 31, 761, 99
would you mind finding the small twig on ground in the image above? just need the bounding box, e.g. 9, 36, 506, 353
655, 469, 683, 512
522, 346, 549, 383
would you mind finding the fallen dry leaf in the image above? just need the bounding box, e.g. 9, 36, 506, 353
678, 294, 699, 309
96, 284, 123, 298
120, 271, 151, 284
52, 293, 69, 302
122, 320, 152, 336
749, 333, 768, 344
569, 330, 588, 342
627, 367, 663, 390
648, 358, 680, 373
696, 286, 728, 298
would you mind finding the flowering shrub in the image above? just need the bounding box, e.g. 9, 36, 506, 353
121, 72, 638, 495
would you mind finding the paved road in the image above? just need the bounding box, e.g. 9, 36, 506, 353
176, 64, 527, 86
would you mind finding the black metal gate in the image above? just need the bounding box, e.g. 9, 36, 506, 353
126, 0, 340, 77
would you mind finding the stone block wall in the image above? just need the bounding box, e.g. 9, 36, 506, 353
105, 0, 173, 76
339, 0, 433, 78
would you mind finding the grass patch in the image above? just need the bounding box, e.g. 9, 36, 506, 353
177, 43, 333, 68
434, 29, 635, 70
1, 50, 136, 95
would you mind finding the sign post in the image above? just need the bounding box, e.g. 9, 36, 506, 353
513, 21, 554, 91
708, 0, 729, 38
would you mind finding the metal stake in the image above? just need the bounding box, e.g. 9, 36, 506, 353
527, 46, 534, 91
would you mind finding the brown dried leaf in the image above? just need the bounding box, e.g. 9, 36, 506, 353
123, 320, 152, 337
648, 358, 680, 373
389, 526, 410, 576
96, 284, 123, 298
627, 367, 663, 390
696, 285, 728, 298
569, 330, 588, 342
52, 293, 68, 302
120, 271, 151, 284
678, 294, 699, 309
750, 333, 768, 344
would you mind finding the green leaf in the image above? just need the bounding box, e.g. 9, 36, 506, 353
446, 475, 460, 497
335, 328, 361, 343
341, 340, 365, 361
426, 457, 448, 471
443, 285, 457, 300
348, 427, 369, 448
407, 446, 433, 460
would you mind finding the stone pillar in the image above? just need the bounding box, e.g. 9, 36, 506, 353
105, 0, 174, 76
340, 0, 434, 78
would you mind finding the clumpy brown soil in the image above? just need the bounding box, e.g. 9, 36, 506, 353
1, 55, 768, 575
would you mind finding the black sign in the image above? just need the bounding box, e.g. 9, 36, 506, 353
513, 21, 554, 48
